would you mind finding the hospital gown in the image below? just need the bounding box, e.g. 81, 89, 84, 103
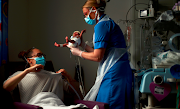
4, 69, 68, 104
94, 14, 133, 109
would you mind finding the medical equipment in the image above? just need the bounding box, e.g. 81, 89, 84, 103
168, 33, 180, 53
139, 9, 180, 69
126, 24, 132, 47
117, 19, 136, 51
135, 65, 180, 109
152, 50, 180, 69
139, 19, 153, 69
145, 11, 180, 37
138, 1, 154, 19
138, 8, 154, 18
130, 0, 180, 108
139, 68, 176, 93
122, 0, 155, 69
137, 0, 154, 18
134, 9, 180, 109
126, 3, 149, 21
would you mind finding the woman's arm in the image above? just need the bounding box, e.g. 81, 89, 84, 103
3, 69, 29, 92
3, 64, 44, 92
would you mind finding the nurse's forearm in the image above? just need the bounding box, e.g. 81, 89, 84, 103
81, 48, 105, 62
81, 52, 100, 62
84, 44, 94, 52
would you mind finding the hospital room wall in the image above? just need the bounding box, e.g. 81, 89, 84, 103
8, 0, 131, 93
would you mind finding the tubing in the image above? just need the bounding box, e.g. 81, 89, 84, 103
63, 79, 81, 100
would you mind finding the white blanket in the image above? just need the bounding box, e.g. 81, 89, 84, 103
27, 92, 89, 109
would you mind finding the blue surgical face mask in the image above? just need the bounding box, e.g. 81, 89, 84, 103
29, 56, 46, 66
84, 8, 98, 25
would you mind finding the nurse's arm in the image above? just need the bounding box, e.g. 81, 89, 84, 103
83, 43, 94, 52
81, 48, 105, 62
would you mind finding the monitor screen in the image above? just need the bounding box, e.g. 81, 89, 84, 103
140, 10, 149, 17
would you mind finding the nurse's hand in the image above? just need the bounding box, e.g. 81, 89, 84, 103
67, 45, 83, 57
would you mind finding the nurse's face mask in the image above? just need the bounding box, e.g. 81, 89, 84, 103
29, 53, 46, 66
84, 7, 99, 25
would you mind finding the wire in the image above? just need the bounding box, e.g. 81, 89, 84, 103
135, 0, 139, 11
63, 78, 81, 100
126, 3, 149, 21
77, 57, 85, 97
74, 56, 85, 97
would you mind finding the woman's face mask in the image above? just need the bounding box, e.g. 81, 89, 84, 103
29, 56, 46, 66
84, 8, 98, 25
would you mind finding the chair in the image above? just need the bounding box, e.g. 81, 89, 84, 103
1, 61, 109, 109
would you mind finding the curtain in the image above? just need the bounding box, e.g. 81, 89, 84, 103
0, 0, 8, 66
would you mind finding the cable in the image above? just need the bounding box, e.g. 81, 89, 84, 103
126, 3, 149, 21
77, 57, 85, 97
74, 56, 85, 97
63, 78, 81, 100
135, 0, 139, 11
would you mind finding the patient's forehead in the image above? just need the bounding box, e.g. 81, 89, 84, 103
31, 49, 42, 56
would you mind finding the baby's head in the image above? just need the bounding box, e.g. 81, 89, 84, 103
73, 31, 80, 37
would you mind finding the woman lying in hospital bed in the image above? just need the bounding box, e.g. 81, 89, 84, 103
3, 47, 88, 109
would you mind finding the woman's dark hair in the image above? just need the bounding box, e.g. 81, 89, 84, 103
18, 47, 36, 61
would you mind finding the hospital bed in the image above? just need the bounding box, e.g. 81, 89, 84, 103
0, 61, 109, 109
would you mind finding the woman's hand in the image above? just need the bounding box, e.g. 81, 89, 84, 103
56, 69, 73, 82
25, 64, 44, 73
